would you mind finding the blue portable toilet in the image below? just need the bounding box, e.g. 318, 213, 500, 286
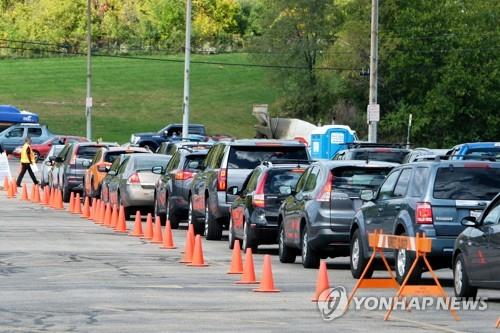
310, 125, 357, 160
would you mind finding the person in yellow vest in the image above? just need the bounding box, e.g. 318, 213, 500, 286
16, 137, 39, 187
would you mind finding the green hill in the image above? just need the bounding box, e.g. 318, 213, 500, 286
0, 54, 277, 142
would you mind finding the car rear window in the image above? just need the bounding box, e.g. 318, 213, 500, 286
463, 148, 500, 161
264, 168, 305, 194
105, 151, 146, 163
227, 146, 308, 169
134, 156, 171, 170
332, 167, 391, 196
433, 167, 500, 200
76, 146, 100, 159
184, 154, 206, 170
351, 150, 409, 163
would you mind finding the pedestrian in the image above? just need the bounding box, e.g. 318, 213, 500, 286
16, 137, 39, 187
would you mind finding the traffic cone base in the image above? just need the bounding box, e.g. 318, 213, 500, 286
253, 255, 280, 292
227, 239, 243, 274
187, 235, 208, 267
129, 211, 144, 237
312, 260, 331, 302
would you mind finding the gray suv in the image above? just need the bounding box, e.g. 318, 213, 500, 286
189, 140, 309, 240
350, 159, 500, 283
0, 123, 55, 154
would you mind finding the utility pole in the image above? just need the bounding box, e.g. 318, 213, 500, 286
181, 0, 192, 140
367, 0, 379, 143
85, 0, 92, 141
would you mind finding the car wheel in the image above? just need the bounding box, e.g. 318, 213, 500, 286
62, 179, 71, 203
350, 229, 374, 279
301, 227, 320, 269
166, 197, 180, 229
278, 223, 296, 263
228, 217, 236, 249
395, 232, 422, 284
204, 198, 222, 240
154, 194, 166, 225
453, 253, 478, 299
242, 220, 257, 252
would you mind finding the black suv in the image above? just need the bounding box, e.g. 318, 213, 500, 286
153, 148, 209, 228
278, 160, 396, 268
229, 160, 310, 251
189, 140, 309, 240
130, 124, 206, 151
333, 143, 410, 164
350, 159, 500, 283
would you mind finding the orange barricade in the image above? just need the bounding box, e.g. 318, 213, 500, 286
346, 230, 459, 321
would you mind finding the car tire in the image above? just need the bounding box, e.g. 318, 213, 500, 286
453, 253, 478, 299
189, 197, 203, 235
204, 198, 222, 241
301, 227, 320, 269
62, 180, 71, 203
350, 229, 374, 279
278, 223, 296, 264
395, 232, 422, 284
166, 197, 180, 229
242, 220, 257, 252
228, 217, 236, 250
154, 194, 166, 226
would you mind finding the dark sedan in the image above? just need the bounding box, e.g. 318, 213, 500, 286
453, 193, 500, 298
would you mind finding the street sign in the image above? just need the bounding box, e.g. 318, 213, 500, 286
367, 104, 380, 122
86, 97, 93, 108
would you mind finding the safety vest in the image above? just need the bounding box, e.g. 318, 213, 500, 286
20, 143, 34, 164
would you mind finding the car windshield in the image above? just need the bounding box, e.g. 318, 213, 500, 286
133, 156, 171, 170
76, 146, 100, 159
332, 167, 391, 196
264, 168, 305, 194
463, 148, 500, 161
433, 167, 500, 200
351, 150, 409, 163
227, 146, 308, 169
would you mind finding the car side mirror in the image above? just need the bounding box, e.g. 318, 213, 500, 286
228, 186, 239, 196
461, 216, 479, 227
97, 165, 109, 173
152, 166, 164, 174
360, 190, 375, 202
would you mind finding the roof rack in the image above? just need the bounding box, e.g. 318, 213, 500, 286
414, 154, 498, 162
261, 159, 312, 167
347, 142, 406, 149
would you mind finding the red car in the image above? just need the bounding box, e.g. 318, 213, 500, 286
13, 135, 89, 160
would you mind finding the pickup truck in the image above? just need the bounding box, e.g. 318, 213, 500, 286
129, 123, 207, 152
0, 123, 56, 154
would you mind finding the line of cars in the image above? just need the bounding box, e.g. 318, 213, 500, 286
38, 133, 500, 298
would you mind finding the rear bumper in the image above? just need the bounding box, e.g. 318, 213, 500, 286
171, 195, 189, 216
248, 210, 279, 244
66, 176, 84, 192
309, 224, 350, 256
123, 185, 155, 207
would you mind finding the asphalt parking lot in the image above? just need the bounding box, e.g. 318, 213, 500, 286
1, 162, 499, 333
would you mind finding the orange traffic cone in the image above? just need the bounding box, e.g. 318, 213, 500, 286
42, 186, 49, 205
11, 181, 17, 197
7, 181, 13, 198
81, 197, 90, 218
103, 204, 112, 226
109, 205, 118, 228
32, 185, 41, 203
253, 255, 280, 292
312, 260, 331, 301
236, 248, 258, 284
21, 184, 29, 200
187, 235, 208, 267
179, 225, 195, 263
95, 200, 105, 224
74, 193, 82, 214
160, 220, 176, 249
129, 211, 144, 237
115, 206, 127, 233
30, 184, 36, 202
142, 213, 154, 239
68, 192, 75, 212
227, 239, 244, 274
88, 198, 96, 220
3, 177, 8, 192
49, 188, 55, 207
55, 190, 64, 209
150, 216, 163, 244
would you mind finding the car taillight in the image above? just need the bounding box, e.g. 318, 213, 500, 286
175, 170, 195, 180
416, 202, 433, 224
316, 172, 333, 202
217, 168, 227, 191
252, 172, 268, 208
127, 172, 141, 185
70, 153, 76, 165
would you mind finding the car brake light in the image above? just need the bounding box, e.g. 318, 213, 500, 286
316, 172, 333, 202
175, 170, 195, 180
69, 153, 76, 165
252, 172, 268, 208
464, 163, 491, 169
416, 202, 433, 224
127, 172, 141, 185
217, 168, 227, 191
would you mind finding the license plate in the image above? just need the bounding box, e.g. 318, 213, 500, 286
470, 210, 482, 219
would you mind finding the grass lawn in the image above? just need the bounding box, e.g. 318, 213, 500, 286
0, 53, 278, 143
